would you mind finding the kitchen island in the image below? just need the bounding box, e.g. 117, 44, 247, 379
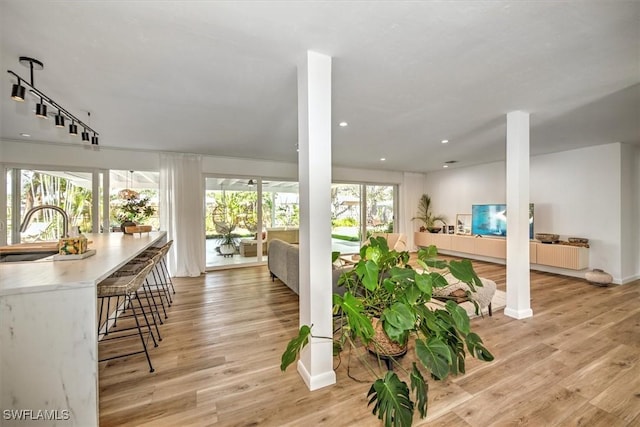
0, 231, 166, 427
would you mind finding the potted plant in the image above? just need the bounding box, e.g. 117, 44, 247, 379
413, 194, 446, 233
115, 192, 155, 234
281, 237, 493, 427
215, 222, 237, 257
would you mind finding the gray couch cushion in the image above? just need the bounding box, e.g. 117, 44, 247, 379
268, 238, 350, 296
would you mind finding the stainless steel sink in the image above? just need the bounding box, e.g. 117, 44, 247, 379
0, 250, 58, 263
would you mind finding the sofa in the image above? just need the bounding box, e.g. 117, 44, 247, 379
267, 238, 348, 296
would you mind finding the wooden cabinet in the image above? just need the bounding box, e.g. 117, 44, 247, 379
475, 238, 506, 258
415, 232, 452, 250
451, 235, 475, 253
414, 232, 588, 270
535, 243, 589, 270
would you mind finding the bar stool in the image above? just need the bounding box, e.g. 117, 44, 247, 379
97, 259, 157, 372
138, 240, 175, 300
109, 253, 166, 340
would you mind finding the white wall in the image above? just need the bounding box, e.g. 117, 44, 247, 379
621, 143, 640, 282
425, 143, 636, 283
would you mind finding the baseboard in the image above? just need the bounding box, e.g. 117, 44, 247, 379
297, 360, 336, 391
504, 307, 533, 319
621, 274, 640, 285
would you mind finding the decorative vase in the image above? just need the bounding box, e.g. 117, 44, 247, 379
585, 269, 613, 287
427, 227, 442, 233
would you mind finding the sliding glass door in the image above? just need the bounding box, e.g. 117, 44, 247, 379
205, 177, 261, 268
331, 183, 397, 253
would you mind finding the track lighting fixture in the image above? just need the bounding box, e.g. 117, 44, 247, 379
35, 98, 47, 118
7, 56, 99, 144
54, 110, 65, 127
11, 79, 25, 101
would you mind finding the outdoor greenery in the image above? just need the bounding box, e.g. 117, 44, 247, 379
114, 193, 155, 224
20, 171, 92, 238
281, 238, 493, 427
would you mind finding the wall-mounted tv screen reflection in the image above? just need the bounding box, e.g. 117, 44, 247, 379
471, 204, 534, 239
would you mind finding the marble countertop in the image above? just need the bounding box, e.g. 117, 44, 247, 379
0, 231, 166, 296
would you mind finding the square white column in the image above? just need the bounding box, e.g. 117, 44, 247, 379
504, 111, 533, 319
296, 50, 336, 390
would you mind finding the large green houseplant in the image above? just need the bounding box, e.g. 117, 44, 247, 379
281, 237, 493, 427
413, 194, 446, 232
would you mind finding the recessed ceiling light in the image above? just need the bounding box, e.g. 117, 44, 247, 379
441, 139, 449, 144
443, 165, 449, 168
20, 133, 30, 137
339, 121, 348, 127
380, 158, 386, 161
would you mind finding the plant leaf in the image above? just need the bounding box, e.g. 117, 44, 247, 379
365, 245, 383, 264
331, 251, 340, 263
448, 259, 481, 291
416, 337, 452, 380
280, 325, 311, 371
430, 272, 449, 289
418, 245, 438, 259
357, 259, 380, 291
367, 371, 414, 427
413, 271, 432, 296
402, 281, 422, 305
445, 300, 470, 335
466, 332, 495, 362
382, 302, 416, 331
410, 363, 429, 419
334, 292, 375, 342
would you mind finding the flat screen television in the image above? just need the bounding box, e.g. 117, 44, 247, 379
471, 204, 534, 239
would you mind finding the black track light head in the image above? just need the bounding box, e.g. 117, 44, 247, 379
69, 121, 78, 136
81, 129, 90, 142
55, 111, 65, 128
11, 81, 25, 101
91, 134, 99, 145
35, 100, 47, 118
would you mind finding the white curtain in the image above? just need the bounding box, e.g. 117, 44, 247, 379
400, 172, 427, 251
159, 153, 205, 277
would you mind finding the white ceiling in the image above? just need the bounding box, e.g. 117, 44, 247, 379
1, 1, 638, 173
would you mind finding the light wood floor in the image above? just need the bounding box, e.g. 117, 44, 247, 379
99, 259, 640, 426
